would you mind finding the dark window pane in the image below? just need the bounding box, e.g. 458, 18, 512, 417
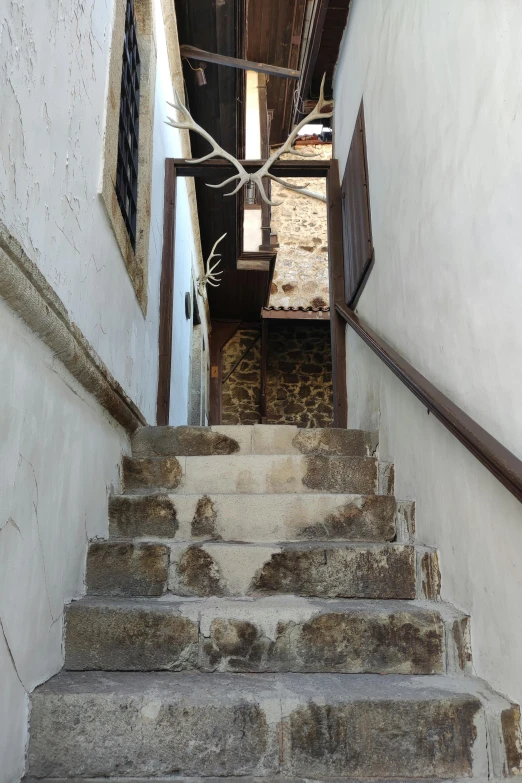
115, 0, 140, 250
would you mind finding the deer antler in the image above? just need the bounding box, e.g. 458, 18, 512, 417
198, 233, 226, 297
165, 75, 332, 206
252, 74, 333, 205
166, 89, 250, 197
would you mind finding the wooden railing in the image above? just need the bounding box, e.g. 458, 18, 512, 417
335, 301, 522, 503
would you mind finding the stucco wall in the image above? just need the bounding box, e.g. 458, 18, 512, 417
269, 144, 331, 308
0, 2, 206, 780
0, 299, 129, 782
335, 0, 522, 707
0, 0, 205, 424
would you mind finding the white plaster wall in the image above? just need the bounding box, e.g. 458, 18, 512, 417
243, 207, 263, 252
0, 3, 207, 780
335, 0, 522, 706
243, 72, 263, 252
149, 0, 209, 423
0, 0, 204, 424
245, 70, 262, 159
0, 299, 129, 782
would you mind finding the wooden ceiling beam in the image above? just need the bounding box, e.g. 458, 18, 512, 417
170, 158, 331, 178
180, 45, 300, 79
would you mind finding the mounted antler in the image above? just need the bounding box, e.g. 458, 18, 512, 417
166, 75, 333, 206
250, 74, 333, 205
197, 233, 226, 297
166, 90, 250, 197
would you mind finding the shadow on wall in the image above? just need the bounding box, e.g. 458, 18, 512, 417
267, 321, 333, 427
222, 329, 262, 425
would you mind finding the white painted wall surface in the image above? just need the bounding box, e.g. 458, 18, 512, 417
243, 207, 263, 252
150, 1, 209, 423
0, 2, 207, 779
243, 71, 263, 252
0, 299, 129, 782
0, 0, 204, 424
245, 70, 262, 159
335, 0, 522, 706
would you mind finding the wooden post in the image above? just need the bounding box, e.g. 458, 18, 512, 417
260, 319, 268, 423
326, 160, 348, 428
156, 160, 177, 425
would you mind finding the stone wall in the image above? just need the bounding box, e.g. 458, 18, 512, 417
266, 321, 333, 428
222, 329, 261, 425
221, 322, 333, 427
269, 144, 332, 309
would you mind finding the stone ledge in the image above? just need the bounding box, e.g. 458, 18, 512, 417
0, 221, 146, 433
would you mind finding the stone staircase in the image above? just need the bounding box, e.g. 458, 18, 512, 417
27, 425, 521, 782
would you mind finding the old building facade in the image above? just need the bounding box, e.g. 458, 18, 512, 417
1, 0, 522, 781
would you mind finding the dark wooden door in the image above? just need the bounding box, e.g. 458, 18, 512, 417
342, 100, 373, 307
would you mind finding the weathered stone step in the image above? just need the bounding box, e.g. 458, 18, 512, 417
108, 492, 396, 542
132, 424, 378, 458
23, 778, 488, 783
123, 454, 378, 495
64, 596, 471, 675
28, 671, 498, 779
86, 541, 440, 600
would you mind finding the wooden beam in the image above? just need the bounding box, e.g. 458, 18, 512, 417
294, 0, 329, 124
180, 45, 300, 80
282, 0, 307, 134
156, 160, 177, 425
170, 158, 331, 178
326, 159, 348, 428
260, 319, 268, 423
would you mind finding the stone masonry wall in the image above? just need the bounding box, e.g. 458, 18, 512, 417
221, 322, 333, 427
222, 329, 261, 425
269, 144, 332, 309
266, 321, 333, 428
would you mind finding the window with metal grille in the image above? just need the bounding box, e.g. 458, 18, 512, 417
116, 0, 140, 250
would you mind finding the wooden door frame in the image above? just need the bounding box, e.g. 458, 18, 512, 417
158, 158, 347, 427
157, 159, 177, 425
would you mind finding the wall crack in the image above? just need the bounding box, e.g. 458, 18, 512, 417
0, 615, 28, 694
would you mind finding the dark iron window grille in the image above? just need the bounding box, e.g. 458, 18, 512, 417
116, 0, 140, 250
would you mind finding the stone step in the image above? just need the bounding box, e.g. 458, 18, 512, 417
23, 778, 492, 783
108, 492, 396, 542
28, 671, 506, 779
64, 595, 471, 675
122, 454, 378, 495
86, 541, 440, 600
132, 424, 378, 458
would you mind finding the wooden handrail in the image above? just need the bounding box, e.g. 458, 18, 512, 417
336, 301, 522, 503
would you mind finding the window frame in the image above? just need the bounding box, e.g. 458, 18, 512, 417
341, 99, 374, 309
99, 0, 155, 314
115, 0, 141, 250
